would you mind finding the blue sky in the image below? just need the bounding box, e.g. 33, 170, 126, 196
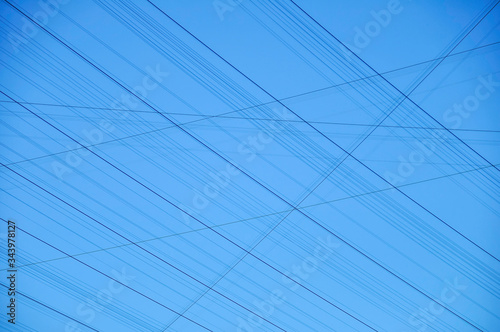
0, 0, 499, 331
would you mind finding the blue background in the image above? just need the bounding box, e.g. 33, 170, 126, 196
0, 0, 499, 331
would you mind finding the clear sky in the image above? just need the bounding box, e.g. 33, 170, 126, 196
0, 0, 499, 331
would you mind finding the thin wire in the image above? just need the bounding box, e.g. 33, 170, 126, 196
288, 0, 500, 174
147, 2, 497, 330
2, 163, 495, 271
3, 0, 494, 330
0, 281, 100, 331
0, 40, 498, 131
0, 218, 214, 332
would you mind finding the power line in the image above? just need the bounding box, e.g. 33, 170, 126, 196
4, 162, 496, 272
0, 281, 99, 331
3, 2, 377, 328
3, 102, 500, 133
3, 0, 496, 330
0, 40, 498, 130
147, 1, 498, 330
0, 218, 213, 331
289, 0, 500, 175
